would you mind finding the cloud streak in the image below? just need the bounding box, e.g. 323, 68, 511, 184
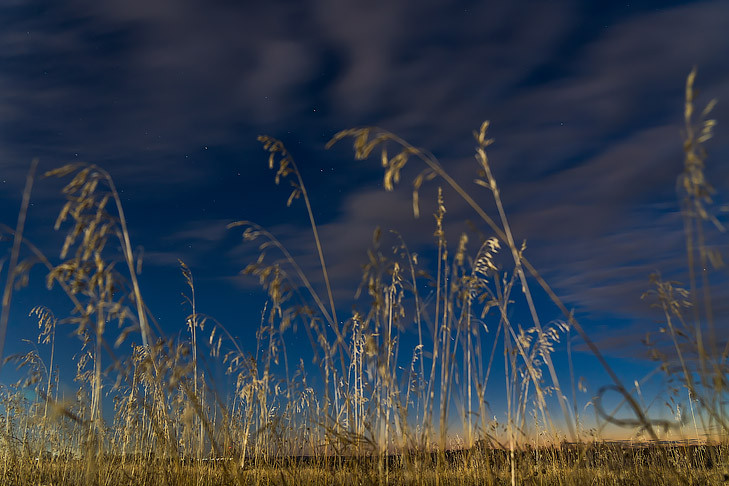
1, 0, 728, 357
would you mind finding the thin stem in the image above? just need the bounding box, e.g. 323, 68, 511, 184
0, 159, 37, 372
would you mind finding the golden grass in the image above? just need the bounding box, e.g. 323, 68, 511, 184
0, 69, 725, 485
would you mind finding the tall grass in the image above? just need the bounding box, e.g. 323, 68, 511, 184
642, 68, 726, 441
0, 69, 725, 485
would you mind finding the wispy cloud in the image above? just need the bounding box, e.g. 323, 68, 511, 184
1, 0, 728, 356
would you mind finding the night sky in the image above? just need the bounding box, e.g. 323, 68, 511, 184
2, 0, 729, 426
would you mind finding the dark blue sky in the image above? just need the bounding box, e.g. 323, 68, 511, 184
1, 0, 728, 426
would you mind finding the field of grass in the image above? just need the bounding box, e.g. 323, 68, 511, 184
0, 70, 726, 485
2, 443, 728, 485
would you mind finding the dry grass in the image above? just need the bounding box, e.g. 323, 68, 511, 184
0, 70, 726, 484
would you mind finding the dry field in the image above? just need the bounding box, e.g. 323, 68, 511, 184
0, 71, 726, 485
